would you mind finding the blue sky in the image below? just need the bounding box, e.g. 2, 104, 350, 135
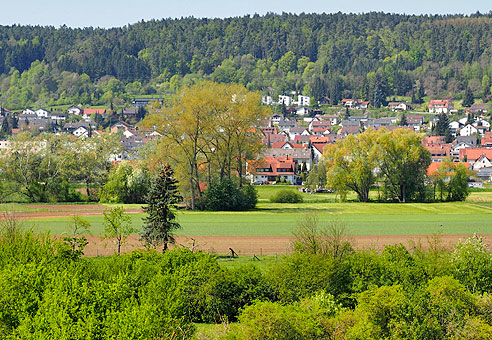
1, 0, 491, 28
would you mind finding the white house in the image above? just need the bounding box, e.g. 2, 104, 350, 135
262, 96, 273, 105
73, 126, 89, 138
68, 106, 82, 115
473, 154, 492, 171
449, 121, 461, 136
22, 109, 35, 115
296, 107, 309, 116
460, 124, 478, 137
35, 109, 50, 118
297, 95, 310, 107
278, 95, 293, 106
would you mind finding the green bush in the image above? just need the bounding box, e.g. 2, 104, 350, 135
201, 178, 257, 211
270, 189, 303, 203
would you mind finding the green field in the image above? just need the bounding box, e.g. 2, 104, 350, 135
10, 185, 492, 237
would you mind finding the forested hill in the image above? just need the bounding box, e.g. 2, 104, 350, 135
1, 12, 492, 109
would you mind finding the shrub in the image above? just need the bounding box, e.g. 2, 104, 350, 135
201, 178, 257, 211
270, 189, 303, 203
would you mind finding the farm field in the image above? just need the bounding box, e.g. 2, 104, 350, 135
4, 186, 492, 255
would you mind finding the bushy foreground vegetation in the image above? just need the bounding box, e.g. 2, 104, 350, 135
2, 216, 492, 339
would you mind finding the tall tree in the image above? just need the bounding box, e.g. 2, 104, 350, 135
377, 128, 431, 203
141, 163, 182, 252
324, 129, 380, 202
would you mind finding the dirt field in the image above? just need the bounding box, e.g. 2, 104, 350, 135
82, 234, 492, 257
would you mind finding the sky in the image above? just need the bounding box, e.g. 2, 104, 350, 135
1, 0, 491, 28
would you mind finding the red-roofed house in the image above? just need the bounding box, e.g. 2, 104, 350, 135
482, 132, 492, 148
247, 157, 297, 184
459, 148, 492, 165
309, 120, 331, 132
429, 100, 454, 114
262, 133, 288, 146
312, 127, 331, 136
426, 144, 452, 162
271, 141, 294, 149
427, 162, 470, 176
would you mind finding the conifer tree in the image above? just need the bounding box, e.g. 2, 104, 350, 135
141, 163, 182, 252
463, 87, 474, 107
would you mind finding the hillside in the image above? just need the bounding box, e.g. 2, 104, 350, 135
1, 12, 492, 108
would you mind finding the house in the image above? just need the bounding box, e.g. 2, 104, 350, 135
132, 97, 164, 108
121, 107, 139, 119
312, 127, 331, 136
262, 133, 288, 146
321, 114, 339, 126
64, 122, 96, 134
67, 106, 82, 115
342, 99, 354, 107
297, 95, 310, 107
50, 113, 67, 123
260, 126, 277, 135
73, 126, 89, 138
429, 99, 454, 114
452, 136, 478, 159
388, 102, 409, 111
459, 148, 492, 165
277, 119, 297, 131
423, 136, 447, 146
425, 144, 452, 162
449, 121, 461, 136
468, 103, 488, 115
278, 95, 293, 106
110, 121, 134, 134
270, 114, 284, 124
288, 127, 310, 140
481, 132, 492, 147
472, 153, 492, 171
426, 162, 471, 183
296, 107, 309, 116
338, 126, 361, 136
406, 115, 425, 131
35, 109, 50, 118
312, 143, 329, 162
365, 117, 397, 128
247, 157, 297, 184
262, 149, 313, 171
22, 109, 35, 115
83, 108, 106, 121
460, 124, 478, 137
318, 97, 330, 105
271, 141, 294, 149
262, 96, 273, 105
309, 120, 331, 132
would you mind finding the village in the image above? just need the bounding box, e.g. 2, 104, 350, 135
1, 93, 491, 189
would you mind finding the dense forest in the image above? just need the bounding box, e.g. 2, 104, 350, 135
2, 12, 492, 109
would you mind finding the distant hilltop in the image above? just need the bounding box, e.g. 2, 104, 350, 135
1, 12, 492, 108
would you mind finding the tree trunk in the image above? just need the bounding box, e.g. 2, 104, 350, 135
163, 234, 168, 253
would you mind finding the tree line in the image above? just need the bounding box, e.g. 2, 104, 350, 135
3, 13, 492, 108
316, 128, 470, 202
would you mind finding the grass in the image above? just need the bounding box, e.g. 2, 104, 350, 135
8, 185, 492, 237
22, 199, 492, 237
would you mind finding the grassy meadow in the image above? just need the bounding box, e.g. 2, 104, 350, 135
6, 185, 492, 237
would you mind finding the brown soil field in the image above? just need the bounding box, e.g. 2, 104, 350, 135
82, 234, 492, 257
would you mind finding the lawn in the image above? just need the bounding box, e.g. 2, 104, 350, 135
21, 199, 492, 237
